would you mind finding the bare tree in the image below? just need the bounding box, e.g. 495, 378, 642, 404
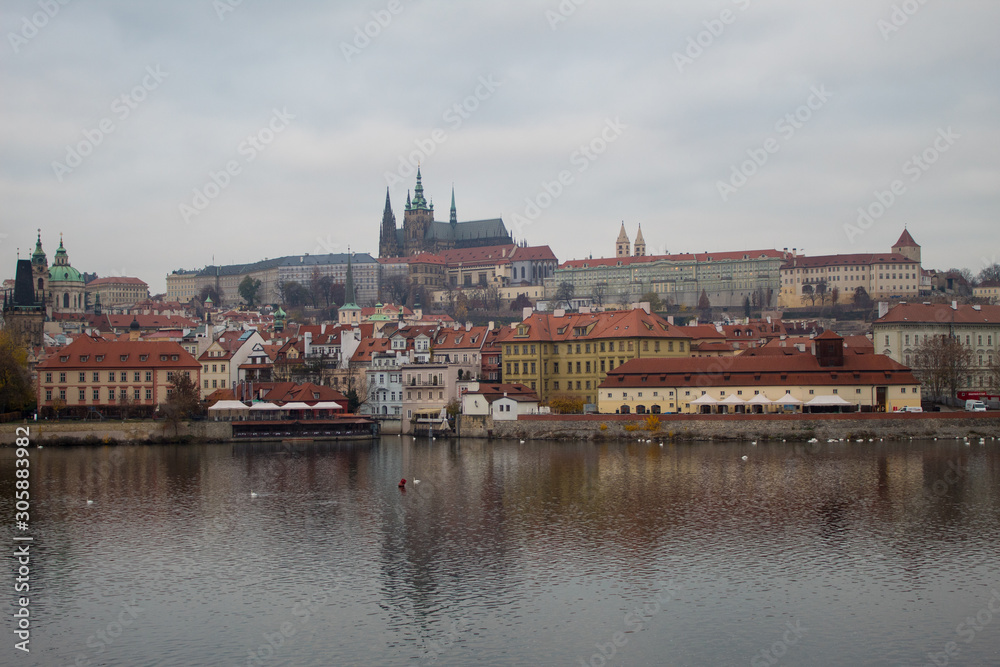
978, 263, 1000, 285
801, 283, 815, 306
912, 335, 974, 402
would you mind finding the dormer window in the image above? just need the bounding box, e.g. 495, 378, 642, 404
60, 356, 69, 363
96, 355, 104, 362
120, 355, 129, 362
80, 356, 89, 363
140, 355, 148, 362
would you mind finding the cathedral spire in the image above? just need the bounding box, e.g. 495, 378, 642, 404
450, 185, 457, 225
411, 167, 428, 210
344, 249, 357, 307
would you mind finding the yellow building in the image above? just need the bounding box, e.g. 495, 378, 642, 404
496, 308, 693, 405
598, 332, 920, 414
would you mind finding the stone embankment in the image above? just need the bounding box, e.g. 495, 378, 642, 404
459, 413, 1000, 442
0, 420, 230, 445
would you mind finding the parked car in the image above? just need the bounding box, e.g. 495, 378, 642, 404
965, 400, 987, 412
902, 406, 923, 413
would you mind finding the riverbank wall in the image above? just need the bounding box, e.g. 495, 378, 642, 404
0, 420, 231, 445
459, 412, 1000, 442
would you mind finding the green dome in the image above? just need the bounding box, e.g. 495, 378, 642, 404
49, 265, 84, 283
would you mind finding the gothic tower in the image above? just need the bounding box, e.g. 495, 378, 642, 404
378, 188, 402, 258
30, 230, 48, 299
616, 223, 631, 258
892, 227, 921, 264
634, 225, 646, 257
403, 167, 434, 255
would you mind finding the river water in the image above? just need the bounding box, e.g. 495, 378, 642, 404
3, 437, 999, 666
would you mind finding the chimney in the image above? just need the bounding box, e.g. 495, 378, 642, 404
465, 321, 472, 331
488, 321, 495, 331
522, 307, 533, 320
952, 300, 958, 310
973, 305, 982, 311
554, 308, 566, 318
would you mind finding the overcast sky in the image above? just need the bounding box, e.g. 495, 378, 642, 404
2, 0, 998, 293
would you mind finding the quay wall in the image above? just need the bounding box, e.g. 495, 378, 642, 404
459, 413, 1000, 442
0, 420, 231, 445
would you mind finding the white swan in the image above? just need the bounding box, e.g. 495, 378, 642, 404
250, 491, 258, 498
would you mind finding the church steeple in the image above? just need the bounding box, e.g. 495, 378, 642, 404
31, 229, 47, 268
633, 225, 646, 257
616, 222, 631, 258
450, 186, 457, 226
344, 250, 357, 307
411, 167, 428, 210
379, 188, 401, 258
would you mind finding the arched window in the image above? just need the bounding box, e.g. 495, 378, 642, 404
620, 405, 630, 414
38, 278, 43, 291
651, 404, 661, 414
636, 405, 647, 414
63, 293, 69, 308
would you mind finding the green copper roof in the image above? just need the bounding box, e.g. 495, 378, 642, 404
31, 231, 46, 265
49, 265, 84, 283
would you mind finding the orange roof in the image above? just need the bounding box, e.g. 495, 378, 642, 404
894, 228, 920, 248
496, 309, 692, 344
509, 245, 558, 262
37, 339, 201, 370
438, 245, 517, 265
434, 326, 489, 350
87, 276, 149, 286
877, 303, 1000, 325
351, 338, 392, 363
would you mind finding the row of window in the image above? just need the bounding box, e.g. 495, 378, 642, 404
46, 370, 153, 384
505, 340, 683, 356
45, 387, 154, 402
202, 364, 227, 373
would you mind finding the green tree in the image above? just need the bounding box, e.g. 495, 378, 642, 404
641, 291, 666, 313
0, 330, 35, 413
743, 295, 751, 319
238, 276, 262, 308
345, 388, 360, 413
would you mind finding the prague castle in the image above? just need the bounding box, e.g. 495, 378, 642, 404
378, 168, 512, 258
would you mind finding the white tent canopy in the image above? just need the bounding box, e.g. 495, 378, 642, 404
311, 401, 342, 410
747, 394, 774, 405
776, 393, 804, 405
209, 400, 250, 411
248, 402, 281, 411
280, 402, 315, 410
806, 395, 853, 406
721, 394, 746, 405
690, 394, 719, 405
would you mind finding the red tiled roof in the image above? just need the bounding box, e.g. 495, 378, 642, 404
601, 351, 917, 389
37, 339, 201, 370
560, 249, 785, 270
434, 326, 489, 350
351, 338, 392, 363
438, 245, 517, 265
781, 253, 915, 270
876, 303, 1000, 324
87, 276, 149, 286
894, 228, 920, 248
509, 245, 558, 262
496, 309, 692, 344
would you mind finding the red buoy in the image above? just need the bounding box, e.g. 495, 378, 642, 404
398, 478, 406, 488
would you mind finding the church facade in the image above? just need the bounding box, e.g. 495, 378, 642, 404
379, 168, 512, 258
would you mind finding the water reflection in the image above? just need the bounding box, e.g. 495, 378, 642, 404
2, 437, 999, 666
